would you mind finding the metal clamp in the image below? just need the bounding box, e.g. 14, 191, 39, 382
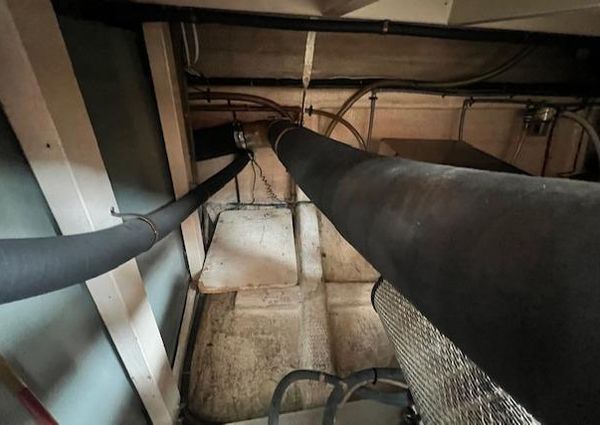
110, 207, 160, 248
233, 127, 247, 149
272, 126, 298, 154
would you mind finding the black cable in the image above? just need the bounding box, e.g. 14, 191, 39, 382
268, 369, 408, 425
321, 368, 407, 425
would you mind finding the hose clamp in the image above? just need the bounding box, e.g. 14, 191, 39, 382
111, 207, 159, 249
272, 126, 297, 154
233, 129, 247, 149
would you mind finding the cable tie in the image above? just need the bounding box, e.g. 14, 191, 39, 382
111, 207, 159, 249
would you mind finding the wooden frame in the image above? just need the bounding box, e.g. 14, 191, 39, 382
0, 1, 179, 423
143, 22, 205, 383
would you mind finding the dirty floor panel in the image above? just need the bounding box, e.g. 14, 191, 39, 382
189, 207, 395, 422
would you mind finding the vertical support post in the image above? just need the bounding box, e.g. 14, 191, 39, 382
143, 22, 205, 382
0, 1, 179, 423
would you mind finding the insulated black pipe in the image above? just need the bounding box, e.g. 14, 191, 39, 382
268, 120, 600, 424
193, 122, 241, 160
0, 153, 249, 305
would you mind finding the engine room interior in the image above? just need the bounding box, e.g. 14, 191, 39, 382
1, 1, 600, 424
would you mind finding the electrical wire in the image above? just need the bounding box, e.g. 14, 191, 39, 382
324, 45, 536, 138
457, 98, 472, 142
339, 378, 409, 406
268, 369, 408, 425
366, 91, 378, 151
302, 107, 366, 150
192, 23, 200, 65
512, 127, 529, 162
321, 368, 408, 425
560, 111, 600, 167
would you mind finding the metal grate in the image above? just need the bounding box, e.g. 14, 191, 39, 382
372, 279, 539, 424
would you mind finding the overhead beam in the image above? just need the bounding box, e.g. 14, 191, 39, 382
0, 1, 179, 423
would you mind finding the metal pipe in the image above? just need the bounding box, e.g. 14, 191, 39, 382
189, 91, 294, 120
268, 119, 600, 424
324, 45, 536, 137
0, 153, 249, 304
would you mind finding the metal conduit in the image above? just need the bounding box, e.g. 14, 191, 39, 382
267, 119, 600, 424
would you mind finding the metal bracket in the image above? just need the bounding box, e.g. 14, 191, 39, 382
110, 207, 160, 248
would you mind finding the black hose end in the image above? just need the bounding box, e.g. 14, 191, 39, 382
371, 276, 384, 312
194, 122, 241, 160
267, 119, 296, 152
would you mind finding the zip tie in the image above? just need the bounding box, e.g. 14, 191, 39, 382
110, 207, 159, 248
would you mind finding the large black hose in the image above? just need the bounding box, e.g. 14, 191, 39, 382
268, 120, 600, 424
0, 153, 249, 305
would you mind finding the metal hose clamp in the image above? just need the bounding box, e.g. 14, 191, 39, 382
110, 207, 160, 249
272, 125, 298, 154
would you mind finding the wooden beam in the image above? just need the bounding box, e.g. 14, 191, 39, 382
143, 23, 205, 279
143, 23, 205, 384
0, 1, 179, 423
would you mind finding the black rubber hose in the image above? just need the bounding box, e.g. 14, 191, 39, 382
193, 122, 240, 160
322, 368, 407, 425
268, 369, 407, 425
0, 153, 249, 305
268, 120, 600, 424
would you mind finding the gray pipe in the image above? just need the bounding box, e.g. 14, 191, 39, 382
0, 153, 249, 305
267, 120, 600, 424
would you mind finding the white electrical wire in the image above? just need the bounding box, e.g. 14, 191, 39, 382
192, 23, 200, 66
560, 111, 600, 166
180, 23, 191, 67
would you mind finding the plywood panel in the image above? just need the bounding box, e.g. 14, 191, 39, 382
200, 209, 298, 292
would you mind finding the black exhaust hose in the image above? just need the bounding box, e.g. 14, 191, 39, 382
193, 122, 240, 160
268, 120, 600, 424
0, 153, 249, 305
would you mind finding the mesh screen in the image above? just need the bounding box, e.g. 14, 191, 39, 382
373, 279, 539, 424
